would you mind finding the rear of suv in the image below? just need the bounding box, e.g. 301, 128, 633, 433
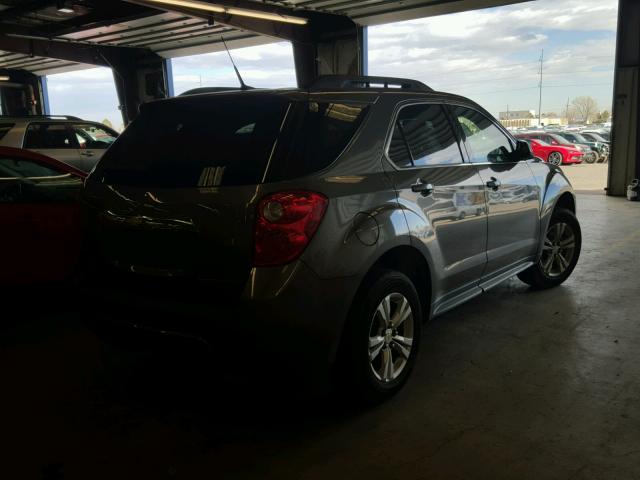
82, 76, 580, 402
0, 116, 118, 172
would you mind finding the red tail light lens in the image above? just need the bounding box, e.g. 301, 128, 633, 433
254, 191, 328, 267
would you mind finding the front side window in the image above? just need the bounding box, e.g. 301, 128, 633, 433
453, 107, 514, 163
388, 104, 462, 168
73, 124, 118, 149
24, 123, 76, 149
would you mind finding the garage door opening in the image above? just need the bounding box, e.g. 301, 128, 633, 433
46, 67, 123, 132
170, 42, 297, 96
368, 0, 618, 193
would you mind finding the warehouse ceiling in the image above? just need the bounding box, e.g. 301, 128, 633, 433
0, 0, 528, 75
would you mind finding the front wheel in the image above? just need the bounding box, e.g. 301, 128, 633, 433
337, 270, 422, 403
548, 151, 563, 166
518, 208, 581, 289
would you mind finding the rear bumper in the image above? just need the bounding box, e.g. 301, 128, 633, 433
82, 260, 361, 370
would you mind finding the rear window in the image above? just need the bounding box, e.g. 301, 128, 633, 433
97, 95, 369, 187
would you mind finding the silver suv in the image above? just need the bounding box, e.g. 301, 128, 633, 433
82, 76, 581, 402
0, 116, 118, 172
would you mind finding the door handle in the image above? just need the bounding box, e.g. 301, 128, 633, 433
486, 177, 501, 190
80, 151, 95, 157
411, 180, 434, 196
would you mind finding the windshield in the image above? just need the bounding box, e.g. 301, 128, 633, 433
570, 133, 589, 143
549, 134, 574, 146
585, 132, 606, 142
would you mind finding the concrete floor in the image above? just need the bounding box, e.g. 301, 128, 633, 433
3, 194, 640, 480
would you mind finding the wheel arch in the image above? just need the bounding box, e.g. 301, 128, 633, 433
356, 245, 433, 323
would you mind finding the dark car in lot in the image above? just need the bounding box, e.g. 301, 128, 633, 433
580, 131, 610, 145
0, 146, 86, 285
81, 76, 581, 401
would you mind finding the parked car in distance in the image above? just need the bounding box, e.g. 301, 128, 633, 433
0, 146, 86, 286
517, 131, 598, 163
581, 131, 610, 145
552, 131, 608, 163
515, 136, 583, 166
82, 75, 581, 402
0, 116, 119, 172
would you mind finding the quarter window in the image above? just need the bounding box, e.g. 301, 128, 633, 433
388, 104, 462, 168
453, 107, 514, 163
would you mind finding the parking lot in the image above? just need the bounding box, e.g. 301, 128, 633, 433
3, 193, 639, 480
562, 163, 609, 192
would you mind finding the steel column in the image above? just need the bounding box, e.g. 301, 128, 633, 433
609, 0, 640, 196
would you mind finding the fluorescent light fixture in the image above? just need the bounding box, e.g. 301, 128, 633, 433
56, 1, 75, 13
0, 76, 10, 81
148, 0, 308, 25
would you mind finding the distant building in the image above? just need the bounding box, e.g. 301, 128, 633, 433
498, 110, 569, 128
499, 110, 536, 120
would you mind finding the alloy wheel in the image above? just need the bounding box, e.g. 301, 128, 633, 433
548, 152, 563, 166
540, 221, 576, 278
368, 293, 415, 383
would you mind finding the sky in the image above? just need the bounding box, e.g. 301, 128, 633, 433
45, 0, 618, 128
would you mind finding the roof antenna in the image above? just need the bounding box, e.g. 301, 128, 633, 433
221, 36, 250, 90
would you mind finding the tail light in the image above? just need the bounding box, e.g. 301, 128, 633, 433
254, 191, 328, 267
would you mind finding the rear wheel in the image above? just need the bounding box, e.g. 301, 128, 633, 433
337, 270, 422, 403
518, 208, 581, 289
548, 151, 563, 166
584, 153, 596, 164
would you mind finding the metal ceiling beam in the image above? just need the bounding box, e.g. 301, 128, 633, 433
126, 0, 357, 43
0, 33, 160, 67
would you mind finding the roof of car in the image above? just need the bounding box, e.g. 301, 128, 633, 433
150, 81, 486, 117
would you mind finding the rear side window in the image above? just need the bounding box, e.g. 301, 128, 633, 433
268, 102, 369, 181
387, 104, 462, 168
24, 123, 76, 149
0, 123, 14, 140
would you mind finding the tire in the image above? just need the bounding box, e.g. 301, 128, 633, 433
548, 151, 563, 166
584, 153, 596, 164
518, 208, 581, 289
337, 270, 422, 404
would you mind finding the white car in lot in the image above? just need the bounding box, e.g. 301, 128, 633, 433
0, 116, 118, 172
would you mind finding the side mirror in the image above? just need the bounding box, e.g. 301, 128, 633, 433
513, 140, 533, 161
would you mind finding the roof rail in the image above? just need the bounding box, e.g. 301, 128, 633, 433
310, 75, 432, 92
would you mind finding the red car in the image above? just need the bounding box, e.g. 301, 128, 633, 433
0, 147, 86, 285
515, 135, 583, 166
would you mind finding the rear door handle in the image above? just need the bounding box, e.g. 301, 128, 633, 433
411, 180, 434, 196
80, 151, 95, 157
486, 177, 501, 190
